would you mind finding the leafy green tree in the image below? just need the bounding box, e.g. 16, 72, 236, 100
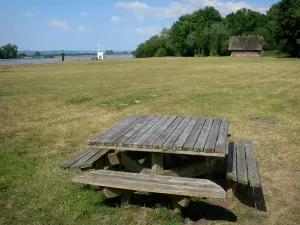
34, 51, 41, 57
154, 48, 167, 57
133, 28, 174, 58
105, 49, 114, 54
0, 43, 18, 59
169, 7, 222, 56
225, 8, 268, 36
269, 0, 300, 57
18, 52, 27, 58
209, 22, 230, 56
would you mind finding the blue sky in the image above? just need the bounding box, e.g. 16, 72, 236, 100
1, 0, 279, 51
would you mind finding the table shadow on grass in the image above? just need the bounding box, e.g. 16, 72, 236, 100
102, 193, 237, 223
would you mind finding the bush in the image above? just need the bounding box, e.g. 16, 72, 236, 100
154, 48, 167, 57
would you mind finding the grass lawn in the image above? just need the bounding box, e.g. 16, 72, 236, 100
1, 57, 300, 225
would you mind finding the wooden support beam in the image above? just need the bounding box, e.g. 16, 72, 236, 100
107, 152, 120, 166
121, 191, 133, 205
104, 188, 124, 198
169, 195, 190, 207
151, 153, 164, 172
120, 152, 145, 173
141, 160, 216, 178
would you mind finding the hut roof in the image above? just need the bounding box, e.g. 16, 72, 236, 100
228, 36, 264, 51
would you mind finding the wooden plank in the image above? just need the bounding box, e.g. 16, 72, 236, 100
173, 117, 198, 150
72, 170, 226, 199
60, 147, 95, 169
123, 116, 162, 147
141, 160, 215, 178
215, 119, 229, 153
107, 152, 120, 166
143, 116, 177, 148
244, 140, 261, 187
120, 152, 145, 173
114, 115, 155, 147
69, 148, 102, 168
80, 149, 110, 169
103, 188, 124, 198
183, 117, 206, 151
151, 153, 164, 172
132, 115, 170, 148
204, 118, 222, 153
194, 118, 213, 151
92, 145, 226, 157
103, 115, 147, 146
152, 116, 184, 149
227, 142, 237, 181
89, 114, 140, 145
236, 140, 248, 185
162, 117, 192, 150
169, 195, 190, 207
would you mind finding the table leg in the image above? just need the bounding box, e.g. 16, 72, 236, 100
151, 153, 164, 172
226, 179, 236, 199
121, 191, 133, 205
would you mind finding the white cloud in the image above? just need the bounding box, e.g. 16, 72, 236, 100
111, 16, 132, 22
49, 20, 72, 30
49, 20, 88, 32
116, 0, 270, 19
80, 12, 88, 16
111, 16, 122, 22
23, 12, 35, 17
135, 27, 160, 35
77, 25, 87, 32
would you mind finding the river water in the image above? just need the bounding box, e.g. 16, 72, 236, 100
0, 54, 134, 65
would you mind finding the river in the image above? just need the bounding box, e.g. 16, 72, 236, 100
0, 54, 134, 65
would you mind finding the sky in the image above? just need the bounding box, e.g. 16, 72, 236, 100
1, 0, 279, 51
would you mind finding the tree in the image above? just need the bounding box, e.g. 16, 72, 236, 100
133, 28, 174, 58
34, 51, 41, 57
169, 7, 222, 56
269, 0, 300, 57
225, 8, 268, 36
154, 48, 167, 57
0, 43, 18, 59
18, 52, 27, 58
105, 49, 114, 54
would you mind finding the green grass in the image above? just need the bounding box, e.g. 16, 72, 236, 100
1, 57, 300, 224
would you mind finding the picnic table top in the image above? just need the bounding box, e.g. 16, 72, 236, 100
89, 114, 229, 157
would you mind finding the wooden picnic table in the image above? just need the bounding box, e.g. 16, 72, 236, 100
82, 114, 230, 205
64, 114, 263, 210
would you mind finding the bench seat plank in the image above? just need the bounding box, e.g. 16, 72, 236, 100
227, 140, 261, 188
244, 140, 261, 187
80, 149, 110, 169
72, 170, 226, 199
236, 140, 248, 185
227, 142, 237, 181
60, 147, 96, 169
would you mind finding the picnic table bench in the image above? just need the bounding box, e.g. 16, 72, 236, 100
61, 114, 262, 209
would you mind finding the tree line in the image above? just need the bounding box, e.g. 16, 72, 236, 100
0, 44, 18, 59
133, 0, 300, 58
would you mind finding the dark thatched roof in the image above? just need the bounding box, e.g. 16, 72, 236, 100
228, 36, 264, 51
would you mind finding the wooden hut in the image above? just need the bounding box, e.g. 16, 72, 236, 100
228, 36, 264, 57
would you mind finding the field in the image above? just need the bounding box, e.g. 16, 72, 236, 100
1, 57, 300, 225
